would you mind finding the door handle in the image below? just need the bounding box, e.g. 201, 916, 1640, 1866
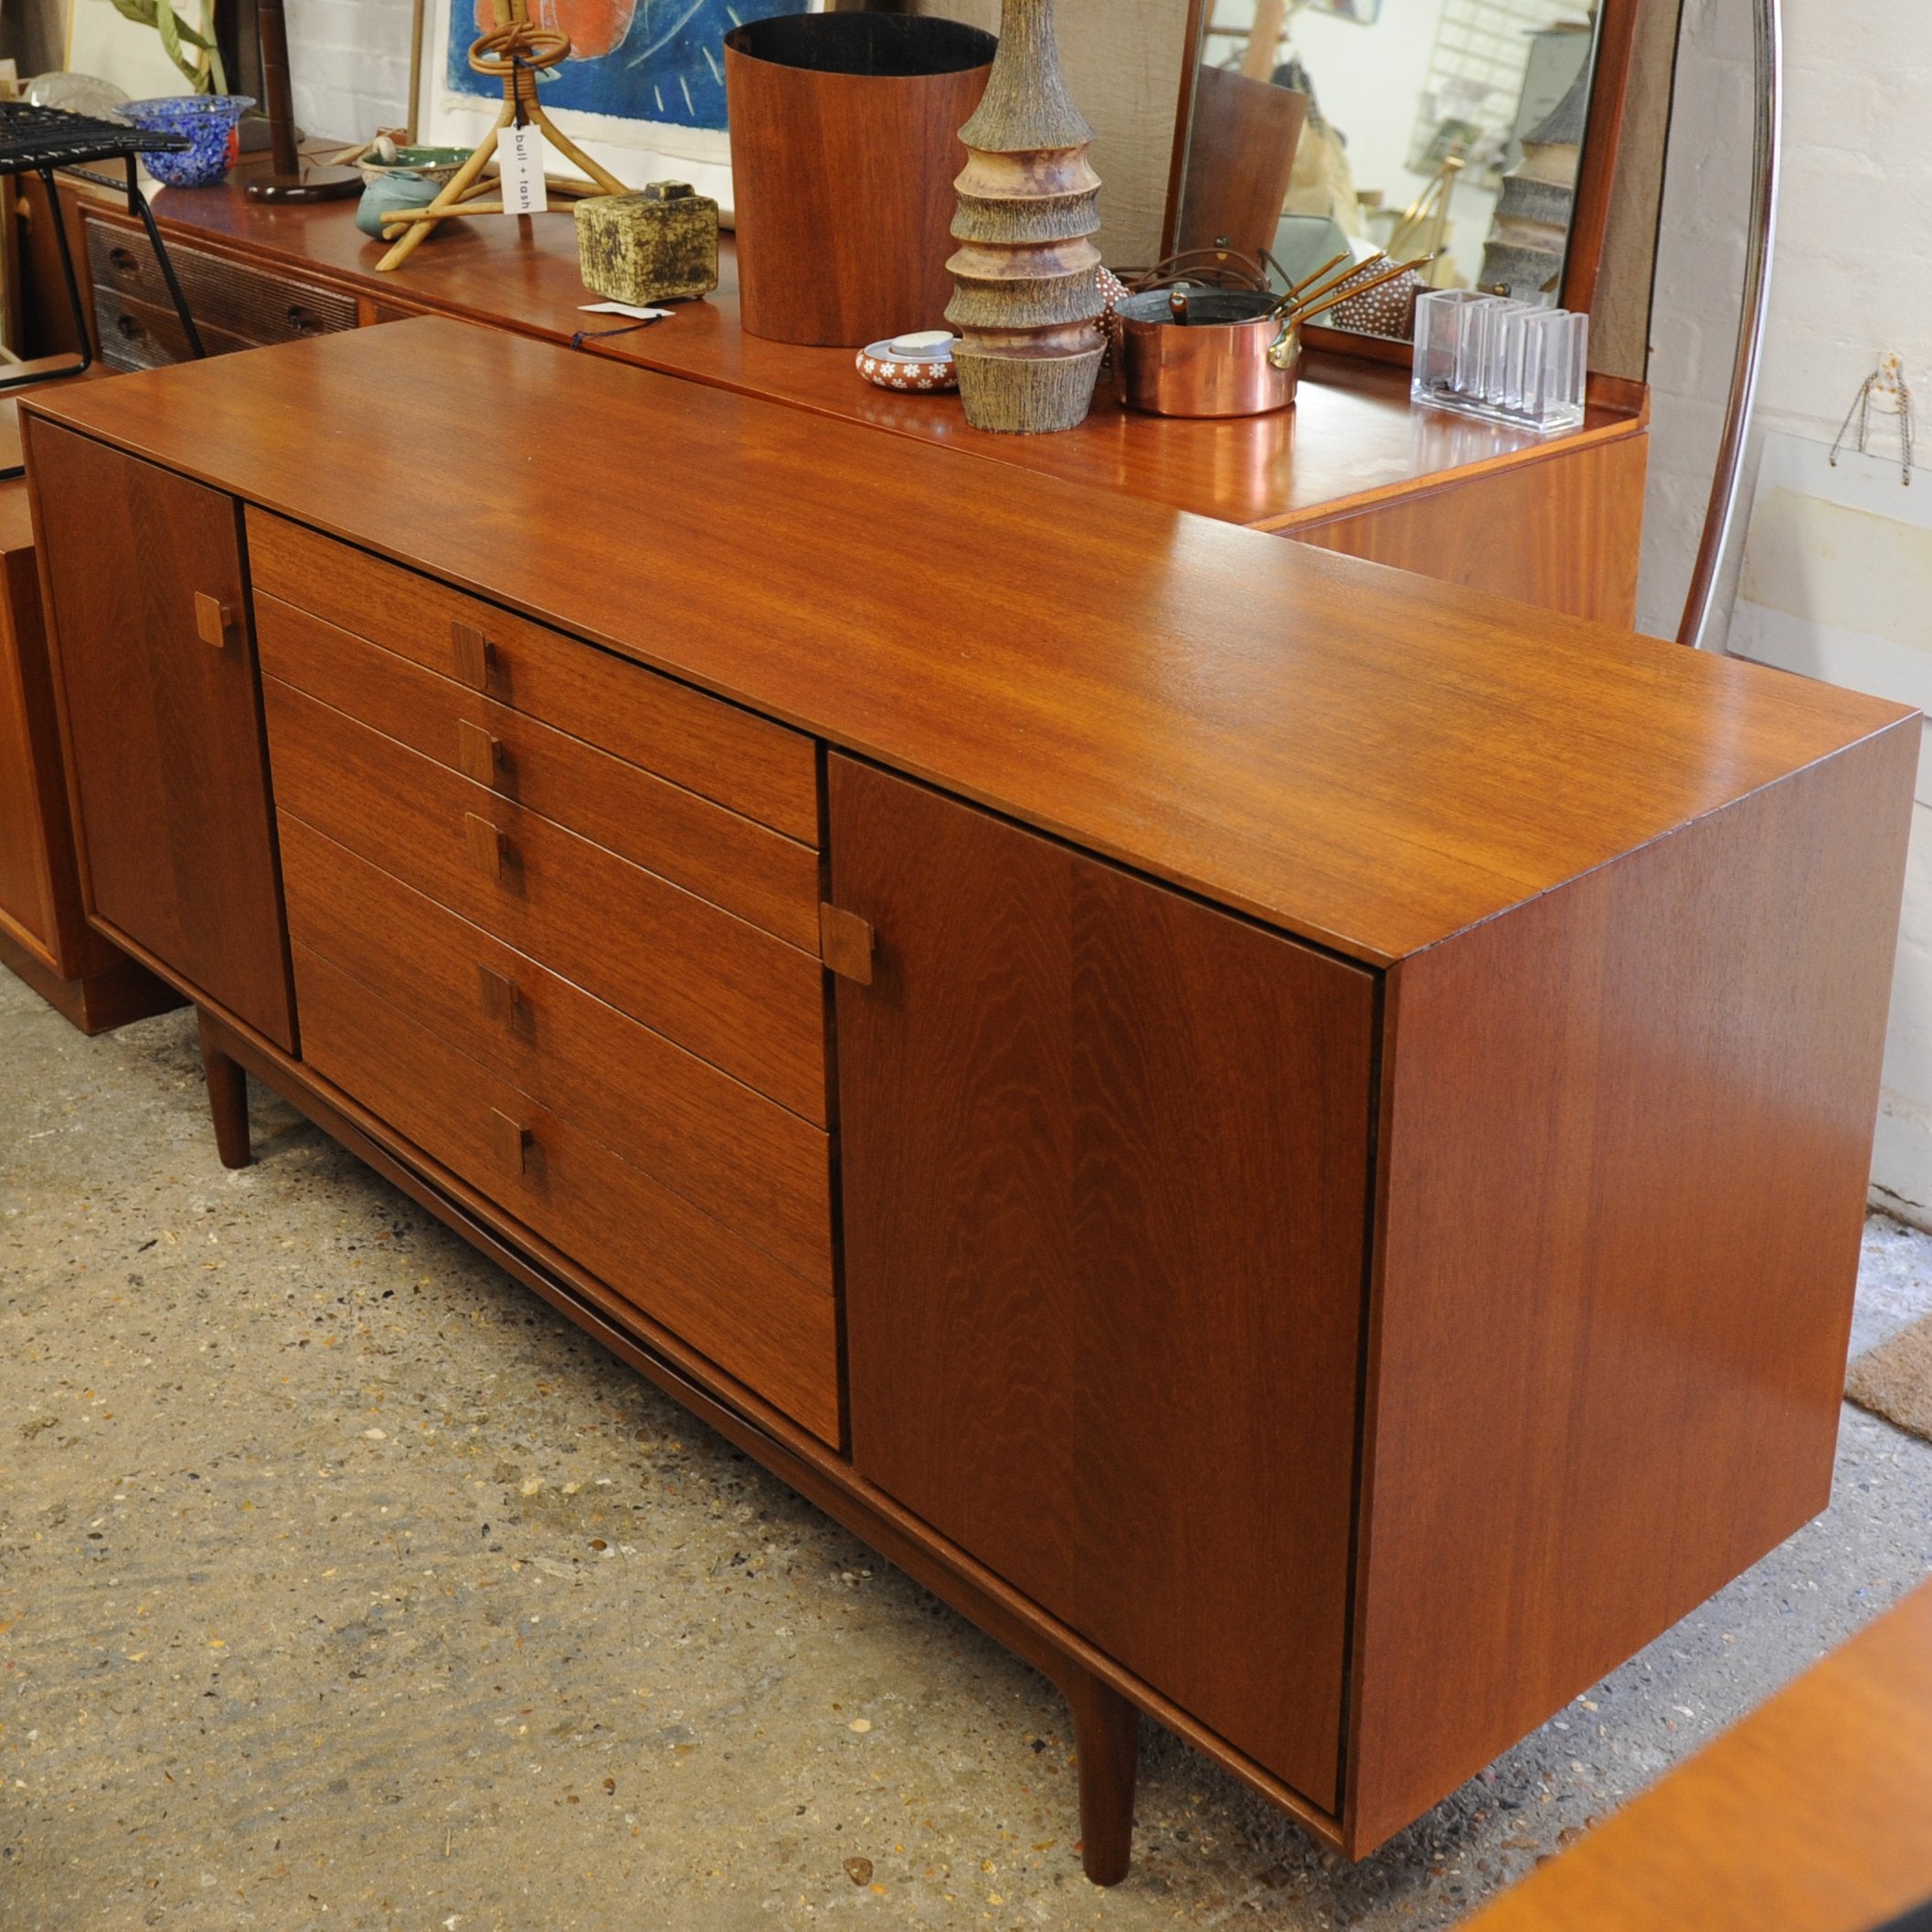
451, 620, 496, 691
477, 961, 522, 1024
465, 812, 509, 880
194, 592, 234, 649
820, 903, 875, 983
459, 718, 504, 788
491, 1108, 532, 1175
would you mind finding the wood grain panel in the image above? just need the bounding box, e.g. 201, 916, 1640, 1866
1290, 434, 1649, 629
1346, 717, 1920, 1852
248, 509, 820, 844
263, 675, 827, 1122
256, 593, 821, 948
1465, 1581, 1932, 1932
292, 938, 841, 1444
833, 756, 1375, 1812
24, 419, 295, 1047
278, 812, 832, 1287
31, 323, 1884, 969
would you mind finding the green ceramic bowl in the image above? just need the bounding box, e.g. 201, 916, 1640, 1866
357, 145, 472, 189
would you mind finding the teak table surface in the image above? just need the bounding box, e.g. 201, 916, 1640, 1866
27, 316, 1903, 969
113, 171, 1645, 535
1465, 1579, 1932, 1932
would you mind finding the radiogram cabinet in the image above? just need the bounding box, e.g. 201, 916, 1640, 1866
19, 319, 1919, 1876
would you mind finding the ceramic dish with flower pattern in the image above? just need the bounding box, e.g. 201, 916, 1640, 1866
856, 332, 960, 395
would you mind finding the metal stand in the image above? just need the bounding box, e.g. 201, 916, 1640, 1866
0, 104, 207, 398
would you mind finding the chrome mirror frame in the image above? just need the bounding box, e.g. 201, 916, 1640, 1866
1676, 0, 1782, 648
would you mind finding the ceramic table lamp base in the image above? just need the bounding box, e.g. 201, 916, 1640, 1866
946, 0, 1103, 434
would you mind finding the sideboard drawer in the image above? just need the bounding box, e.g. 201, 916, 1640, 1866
94, 289, 261, 372
256, 593, 820, 950
293, 939, 841, 1444
247, 511, 820, 844
279, 812, 833, 1288
264, 675, 828, 1123
88, 214, 357, 355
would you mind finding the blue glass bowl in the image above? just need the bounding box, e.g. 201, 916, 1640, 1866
120, 95, 255, 189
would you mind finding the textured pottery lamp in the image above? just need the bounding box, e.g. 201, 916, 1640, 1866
245, 0, 361, 201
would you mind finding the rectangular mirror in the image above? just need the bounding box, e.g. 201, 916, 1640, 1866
1164, 0, 1636, 349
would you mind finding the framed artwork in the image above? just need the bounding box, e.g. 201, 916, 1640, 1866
414, 0, 828, 214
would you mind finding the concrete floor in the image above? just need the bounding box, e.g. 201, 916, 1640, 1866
4, 972, 1932, 1932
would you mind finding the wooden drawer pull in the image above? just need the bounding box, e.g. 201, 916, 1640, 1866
477, 961, 521, 1024
490, 1108, 532, 1174
464, 812, 509, 879
451, 620, 495, 691
194, 591, 234, 650
820, 903, 875, 983
458, 718, 504, 787
108, 244, 140, 273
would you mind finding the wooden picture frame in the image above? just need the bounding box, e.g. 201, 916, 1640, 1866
411, 0, 828, 211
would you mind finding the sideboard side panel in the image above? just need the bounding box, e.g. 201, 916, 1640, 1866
1347, 717, 1919, 1852
1288, 434, 1648, 630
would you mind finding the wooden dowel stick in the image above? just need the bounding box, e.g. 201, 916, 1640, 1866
1286, 254, 1386, 315
530, 110, 628, 196
1289, 256, 1431, 326
1282, 251, 1349, 303
375, 98, 513, 271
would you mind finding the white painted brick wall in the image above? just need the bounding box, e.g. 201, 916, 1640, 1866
284, 0, 413, 143
1639, 0, 1932, 1218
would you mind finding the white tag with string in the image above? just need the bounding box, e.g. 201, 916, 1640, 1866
498, 122, 548, 216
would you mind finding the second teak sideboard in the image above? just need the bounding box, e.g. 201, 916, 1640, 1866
18, 317, 1917, 1879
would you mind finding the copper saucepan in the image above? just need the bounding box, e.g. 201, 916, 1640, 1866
1115, 287, 1300, 419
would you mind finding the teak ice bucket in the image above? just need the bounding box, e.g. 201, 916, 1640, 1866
725, 14, 995, 349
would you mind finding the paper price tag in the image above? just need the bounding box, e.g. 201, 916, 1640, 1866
497, 122, 548, 216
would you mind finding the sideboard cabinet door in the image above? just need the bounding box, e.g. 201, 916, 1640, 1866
829, 755, 1376, 1813
26, 420, 294, 1048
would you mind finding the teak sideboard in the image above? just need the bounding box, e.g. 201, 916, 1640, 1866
20, 317, 1914, 1877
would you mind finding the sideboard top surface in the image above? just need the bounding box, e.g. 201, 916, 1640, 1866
98, 169, 1644, 535
27, 317, 1909, 967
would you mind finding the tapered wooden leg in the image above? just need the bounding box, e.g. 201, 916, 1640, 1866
1065, 1668, 1140, 1885
196, 1011, 252, 1169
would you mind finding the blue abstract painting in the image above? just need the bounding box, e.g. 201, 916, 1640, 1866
445, 0, 806, 133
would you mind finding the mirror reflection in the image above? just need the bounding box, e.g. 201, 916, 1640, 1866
1172, 0, 1602, 336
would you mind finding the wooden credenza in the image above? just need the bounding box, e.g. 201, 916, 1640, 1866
18, 318, 1916, 1877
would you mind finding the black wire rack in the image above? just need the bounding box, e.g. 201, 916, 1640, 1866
0, 100, 189, 171
0, 100, 207, 415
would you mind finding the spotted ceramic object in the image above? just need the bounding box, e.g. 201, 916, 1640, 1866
856, 331, 960, 394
